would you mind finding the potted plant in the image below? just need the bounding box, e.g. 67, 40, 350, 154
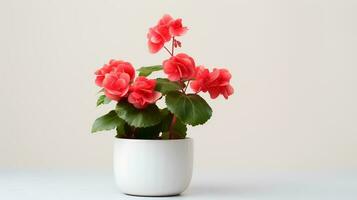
92, 14, 234, 197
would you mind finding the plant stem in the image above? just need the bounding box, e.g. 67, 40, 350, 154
163, 37, 176, 57
164, 46, 173, 56
131, 127, 136, 138
179, 80, 186, 93
169, 114, 177, 139
184, 80, 190, 93
171, 37, 175, 56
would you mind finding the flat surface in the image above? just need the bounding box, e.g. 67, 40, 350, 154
1, 170, 356, 200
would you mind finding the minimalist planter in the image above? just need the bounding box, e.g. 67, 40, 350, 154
113, 138, 194, 196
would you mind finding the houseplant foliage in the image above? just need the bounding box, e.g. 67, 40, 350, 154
92, 14, 234, 139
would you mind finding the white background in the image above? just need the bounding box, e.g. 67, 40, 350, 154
0, 0, 356, 173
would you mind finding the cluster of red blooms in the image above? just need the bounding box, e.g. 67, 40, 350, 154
95, 14, 233, 109
95, 60, 161, 109
147, 14, 187, 53
163, 53, 234, 99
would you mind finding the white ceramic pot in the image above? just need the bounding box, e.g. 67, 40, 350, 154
113, 138, 194, 196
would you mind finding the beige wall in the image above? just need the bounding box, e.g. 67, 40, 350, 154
1, 0, 356, 171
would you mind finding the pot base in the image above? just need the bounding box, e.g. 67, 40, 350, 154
113, 138, 194, 196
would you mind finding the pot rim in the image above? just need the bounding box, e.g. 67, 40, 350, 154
114, 137, 193, 142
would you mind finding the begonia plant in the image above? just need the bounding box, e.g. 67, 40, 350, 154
92, 14, 234, 139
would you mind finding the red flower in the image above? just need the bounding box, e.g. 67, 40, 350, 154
128, 77, 162, 109
102, 72, 131, 101
158, 14, 174, 31
191, 67, 234, 99
147, 27, 169, 54
169, 18, 188, 36
147, 14, 187, 53
163, 53, 196, 81
95, 65, 112, 87
147, 15, 172, 53
95, 60, 135, 101
95, 60, 135, 87
190, 66, 210, 91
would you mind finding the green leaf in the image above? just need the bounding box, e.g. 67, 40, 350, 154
137, 65, 163, 77
91, 110, 124, 133
116, 101, 162, 128
159, 108, 171, 132
165, 91, 212, 126
97, 95, 111, 106
155, 78, 182, 94
104, 96, 111, 104
97, 95, 105, 106
115, 123, 127, 138
135, 125, 161, 139
161, 110, 187, 139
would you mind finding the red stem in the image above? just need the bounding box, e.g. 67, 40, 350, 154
164, 46, 173, 56
184, 80, 190, 93
169, 115, 177, 139
163, 37, 176, 57
171, 37, 175, 56
180, 81, 185, 93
